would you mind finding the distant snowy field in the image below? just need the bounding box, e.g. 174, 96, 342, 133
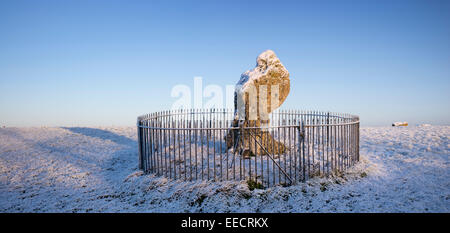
0, 126, 449, 212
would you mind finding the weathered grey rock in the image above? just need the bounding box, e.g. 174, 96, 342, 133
226, 50, 290, 156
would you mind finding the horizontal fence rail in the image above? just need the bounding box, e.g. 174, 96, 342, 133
137, 109, 360, 187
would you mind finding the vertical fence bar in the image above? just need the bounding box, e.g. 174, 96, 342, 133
301, 120, 306, 182
188, 111, 193, 181
177, 115, 181, 179
357, 121, 360, 161
326, 112, 329, 175
219, 109, 223, 181
137, 119, 143, 171
333, 117, 337, 174
148, 119, 152, 173
145, 119, 150, 173
150, 114, 156, 173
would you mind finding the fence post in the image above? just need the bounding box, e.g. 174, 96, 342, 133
297, 120, 305, 182
137, 118, 143, 170
357, 121, 360, 161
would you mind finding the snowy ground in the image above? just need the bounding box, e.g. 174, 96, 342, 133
0, 125, 448, 212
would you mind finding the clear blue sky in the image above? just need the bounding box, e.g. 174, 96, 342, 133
1, 0, 449, 126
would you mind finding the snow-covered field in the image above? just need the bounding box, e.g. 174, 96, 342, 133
0, 125, 449, 212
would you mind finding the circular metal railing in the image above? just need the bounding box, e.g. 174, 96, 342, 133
137, 109, 359, 187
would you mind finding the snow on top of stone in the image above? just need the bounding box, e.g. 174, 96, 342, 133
236, 50, 286, 91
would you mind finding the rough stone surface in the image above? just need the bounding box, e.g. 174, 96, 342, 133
226, 50, 290, 156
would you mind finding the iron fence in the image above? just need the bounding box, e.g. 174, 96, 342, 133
137, 109, 359, 187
